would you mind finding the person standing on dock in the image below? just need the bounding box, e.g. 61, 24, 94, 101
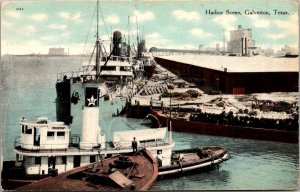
132, 137, 138, 152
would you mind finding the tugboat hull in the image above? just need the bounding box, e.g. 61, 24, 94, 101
158, 147, 229, 178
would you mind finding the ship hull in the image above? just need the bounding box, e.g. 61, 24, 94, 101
1, 161, 49, 190
56, 80, 129, 129
150, 110, 299, 144
144, 65, 156, 78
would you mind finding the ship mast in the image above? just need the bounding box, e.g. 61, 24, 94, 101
96, 0, 100, 79
136, 15, 140, 59
127, 16, 131, 58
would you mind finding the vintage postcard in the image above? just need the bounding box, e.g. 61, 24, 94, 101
1, 0, 299, 190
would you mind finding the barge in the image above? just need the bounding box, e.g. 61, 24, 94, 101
149, 109, 298, 144
18, 149, 158, 191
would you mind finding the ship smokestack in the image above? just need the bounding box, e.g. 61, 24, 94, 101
80, 107, 99, 149
113, 31, 122, 57
80, 86, 105, 150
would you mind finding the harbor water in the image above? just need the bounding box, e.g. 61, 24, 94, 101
1, 56, 299, 190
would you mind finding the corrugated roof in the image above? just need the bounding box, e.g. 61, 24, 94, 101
157, 55, 298, 73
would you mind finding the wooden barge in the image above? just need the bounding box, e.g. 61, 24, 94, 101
150, 110, 298, 144
17, 149, 158, 191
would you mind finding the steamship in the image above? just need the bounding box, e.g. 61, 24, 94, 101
135, 39, 157, 79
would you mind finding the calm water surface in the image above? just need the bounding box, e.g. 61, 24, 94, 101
1, 56, 299, 190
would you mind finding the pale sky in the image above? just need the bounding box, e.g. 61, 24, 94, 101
1, 0, 299, 55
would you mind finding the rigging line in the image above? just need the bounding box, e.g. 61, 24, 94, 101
86, 44, 97, 75
82, 44, 96, 75
98, 2, 110, 40
79, 3, 97, 72
82, 3, 97, 56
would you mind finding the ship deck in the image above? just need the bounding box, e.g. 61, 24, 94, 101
14, 140, 172, 156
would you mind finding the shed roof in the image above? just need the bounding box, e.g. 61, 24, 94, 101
157, 55, 298, 73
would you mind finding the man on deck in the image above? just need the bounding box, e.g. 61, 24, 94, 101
132, 137, 138, 152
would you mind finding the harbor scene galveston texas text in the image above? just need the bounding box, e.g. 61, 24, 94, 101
1, 0, 299, 191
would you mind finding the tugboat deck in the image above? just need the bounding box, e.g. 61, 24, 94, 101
14, 139, 171, 156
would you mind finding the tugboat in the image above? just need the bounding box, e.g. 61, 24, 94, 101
2, 109, 228, 189
2, 94, 174, 189
17, 149, 158, 191
158, 146, 229, 178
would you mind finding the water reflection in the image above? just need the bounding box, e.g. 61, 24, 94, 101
153, 169, 231, 190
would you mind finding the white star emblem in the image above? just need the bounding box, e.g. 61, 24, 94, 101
87, 95, 97, 106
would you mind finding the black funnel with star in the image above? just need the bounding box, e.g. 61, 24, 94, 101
85, 87, 99, 107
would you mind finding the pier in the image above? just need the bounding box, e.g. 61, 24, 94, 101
123, 61, 298, 143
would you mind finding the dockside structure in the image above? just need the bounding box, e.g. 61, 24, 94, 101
154, 55, 298, 94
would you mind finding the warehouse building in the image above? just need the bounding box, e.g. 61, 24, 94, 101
154, 55, 298, 94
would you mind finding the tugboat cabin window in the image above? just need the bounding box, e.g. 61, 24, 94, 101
57, 132, 65, 139
25, 126, 32, 134
22, 125, 25, 133
47, 131, 55, 140
56, 156, 66, 164
35, 157, 41, 165
62, 156, 67, 164
102, 66, 116, 71
90, 155, 96, 163
120, 66, 131, 71
157, 150, 162, 154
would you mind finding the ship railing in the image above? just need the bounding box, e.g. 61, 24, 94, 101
57, 71, 85, 82
107, 55, 131, 61
137, 140, 169, 149
57, 71, 103, 84
15, 143, 102, 153
112, 139, 168, 150
100, 70, 133, 76
15, 143, 72, 152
